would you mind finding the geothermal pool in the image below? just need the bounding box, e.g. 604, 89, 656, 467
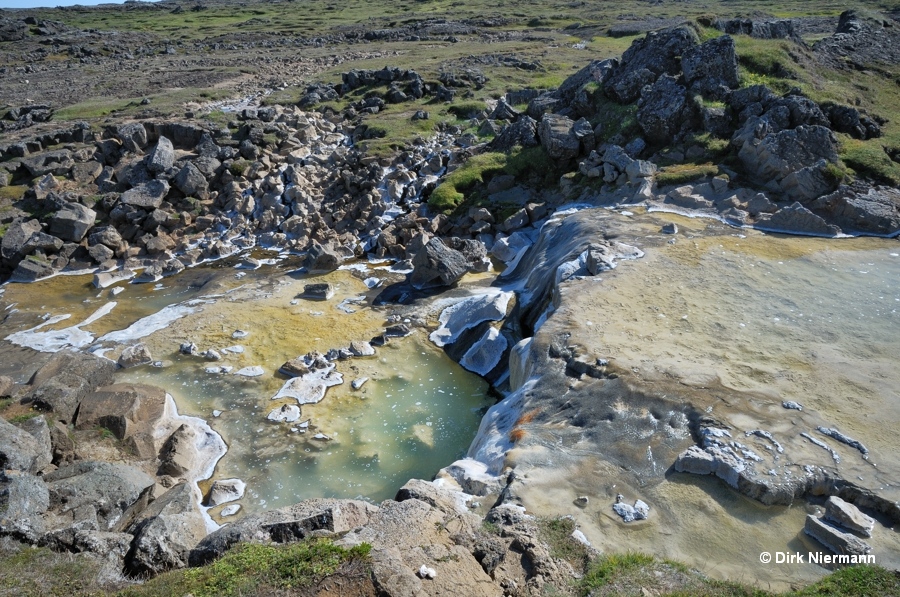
0, 252, 490, 520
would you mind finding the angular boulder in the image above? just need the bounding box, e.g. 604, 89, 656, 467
75, 383, 166, 441
1, 218, 42, 263
0, 416, 51, 474
410, 237, 468, 289
48, 202, 97, 243
173, 162, 209, 200
126, 482, 208, 576
637, 75, 692, 144
682, 35, 739, 98
606, 26, 698, 104
538, 114, 580, 161
804, 514, 872, 556
120, 180, 170, 210
22, 350, 117, 423
0, 471, 50, 542
145, 136, 175, 174
45, 461, 155, 531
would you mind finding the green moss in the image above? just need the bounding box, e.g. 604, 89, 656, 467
579, 552, 655, 595
537, 517, 591, 573
447, 101, 486, 119
840, 136, 900, 186
657, 163, 720, 187
9, 412, 39, 424
229, 160, 251, 177
427, 152, 507, 212
118, 539, 371, 597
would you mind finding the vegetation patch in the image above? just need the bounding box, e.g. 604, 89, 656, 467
428, 151, 507, 212
537, 517, 591, 573
119, 539, 372, 597
839, 136, 900, 186
656, 163, 719, 187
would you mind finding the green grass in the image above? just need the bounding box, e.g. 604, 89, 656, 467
9, 412, 39, 424
119, 540, 372, 597
577, 551, 900, 597
840, 136, 900, 186
579, 552, 655, 595
428, 151, 507, 212
656, 163, 720, 187
53, 87, 233, 122
537, 517, 591, 573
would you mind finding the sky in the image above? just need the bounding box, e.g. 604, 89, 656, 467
0, 0, 157, 8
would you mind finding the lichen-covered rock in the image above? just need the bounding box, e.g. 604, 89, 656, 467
120, 180, 170, 210
145, 136, 175, 174
75, 383, 166, 440
811, 184, 900, 235
605, 26, 698, 104
410, 237, 468, 289
682, 35, 739, 98
538, 114, 580, 161
636, 75, 693, 143
126, 482, 208, 576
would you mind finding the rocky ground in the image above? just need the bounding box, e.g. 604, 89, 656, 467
2, 1, 900, 595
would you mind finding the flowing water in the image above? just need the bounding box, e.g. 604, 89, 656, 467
0, 252, 490, 520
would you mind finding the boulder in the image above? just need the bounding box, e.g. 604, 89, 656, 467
0, 471, 49, 542
75, 383, 166, 441
126, 482, 208, 575
824, 496, 875, 537
145, 136, 175, 173
45, 461, 155, 531
173, 162, 209, 200
348, 340, 375, 357
117, 344, 153, 368
538, 114, 580, 161
0, 416, 51, 474
804, 514, 872, 556
298, 283, 334, 300
811, 184, 900, 235
190, 498, 379, 565
489, 115, 539, 151
120, 180, 170, 210
606, 26, 698, 104
303, 242, 341, 273
410, 237, 468, 289
157, 424, 198, 478
681, 35, 739, 98
636, 75, 692, 144
757, 202, 841, 236
735, 124, 838, 192
22, 231, 64, 255
205, 478, 246, 507
22, 350, 117, 423
10, 257, 55, 282
1, 218, 42, 263
114, 123, 149, 152
0, 18, 27, 42
21, 150, 75, 178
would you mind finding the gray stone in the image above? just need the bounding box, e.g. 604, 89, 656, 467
538, 114, 580, 161
191, 498, 379, 565
118, 343, 153, 368
825, 496, 875, 537
45, 461, 155, 531
205, 478, 246, 506
1, 218, 42, 263
0, 471, 49, 542
804, 514, 872, 556
682, 35, 739, 98
349, 340, 375, 357
146, 136, 175, 174
120, 180, 170, 210
811, 184, 900, 235
22, 231, 64, 255
303, 242, 341, 273
606, 26, 698, 103
173, 162, 209, 200
298, 283, 334, 300
10, 257, 55, 282
157, 424, 198, 478
637, 75, 692, 143
22, 150, 75, 178
410, 237, 468, 290
114, 123, 149, 152
757, 202, 840, 236
0, 416, 50, 474
75, 383, 166, 441
126, 482, 207, 575
22, 350, 117, 424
